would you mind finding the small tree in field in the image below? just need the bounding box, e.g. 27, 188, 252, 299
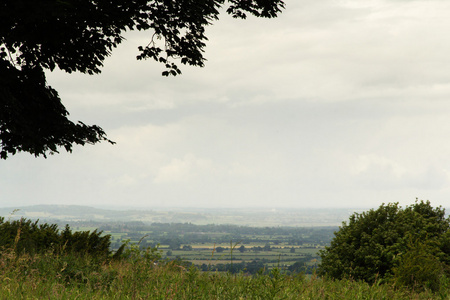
318, 200, 450, 291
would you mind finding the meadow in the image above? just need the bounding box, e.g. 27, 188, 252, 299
1, 244, 447, 299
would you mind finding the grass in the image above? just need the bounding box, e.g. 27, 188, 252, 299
1, 245, 449, 299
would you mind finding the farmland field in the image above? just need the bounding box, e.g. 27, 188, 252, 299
93, 222, 336, 274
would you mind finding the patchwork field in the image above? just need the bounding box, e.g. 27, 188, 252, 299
97, 223, 334, 273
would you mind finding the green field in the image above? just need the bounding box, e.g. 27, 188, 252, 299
163, 245, 319, 263
102, 226, 327, 273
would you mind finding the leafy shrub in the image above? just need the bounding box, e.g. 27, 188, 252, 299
112, 239, 162, 264
0, 217, 111, 258
391, 241, 444, 292
60, 224, 111, 258
318, 200, 450, 288
0, 217, 59, 254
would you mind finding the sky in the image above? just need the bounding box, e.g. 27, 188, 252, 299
2, 0, 450, 209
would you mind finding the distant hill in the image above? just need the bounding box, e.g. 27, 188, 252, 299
0, 205, 158, 222
0, 204, 358, 226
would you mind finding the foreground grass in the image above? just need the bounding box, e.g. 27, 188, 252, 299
0, 248, 448, 299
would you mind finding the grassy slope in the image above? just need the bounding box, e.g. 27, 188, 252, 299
0, 248, 446, 300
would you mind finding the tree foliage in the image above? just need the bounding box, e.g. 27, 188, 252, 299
391, 240, 445, 292
0, 0, 285, 159
318, 200, 450, 290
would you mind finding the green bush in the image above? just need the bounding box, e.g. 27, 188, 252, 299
318, 200, 450, 289
0, 217, 60, 254
391, 241, 445, 292
0, 217, 111, 258
60, 224, 111, 257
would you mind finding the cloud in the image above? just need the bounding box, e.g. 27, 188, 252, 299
352, 154, 450, 190
154, 154, 213, 184
46, 0, 450, 110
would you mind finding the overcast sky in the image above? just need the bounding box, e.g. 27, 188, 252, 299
2, 0, 450, 209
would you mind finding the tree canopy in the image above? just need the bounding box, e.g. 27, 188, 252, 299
318, 200, 450, 291
0, 0, 285, 159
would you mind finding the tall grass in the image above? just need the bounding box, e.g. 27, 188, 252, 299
0, 243, 448, 299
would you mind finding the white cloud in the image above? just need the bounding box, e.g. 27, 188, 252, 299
154, 154, 213, 184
